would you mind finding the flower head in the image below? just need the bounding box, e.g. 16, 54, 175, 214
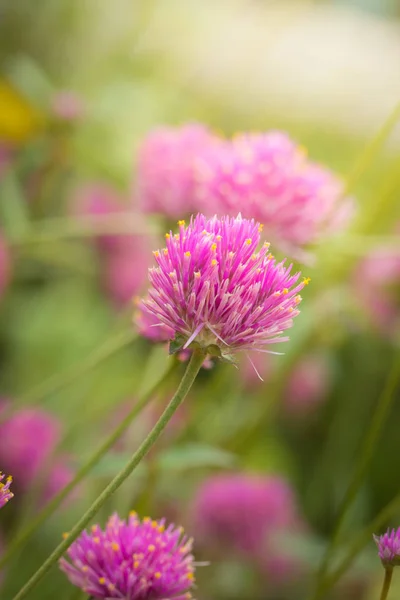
195, 132, 353, 254
193, 474, 302, 558
139, 214, 306, 361
0, 472, 13, 508
374, 528, 400, 567
136, 124, 216, 218
0, 402, 76, 506
59, 512, 196, 600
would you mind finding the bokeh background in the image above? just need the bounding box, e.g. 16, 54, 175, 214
0, 1, 400, 599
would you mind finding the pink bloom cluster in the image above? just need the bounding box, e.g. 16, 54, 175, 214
0, 472, 13, 509
354, 247, 400, 339
284, 354, 331, 415
137, 124, 215, 218
374, 528, 400, 567
60, 512, 196, 600
193, 473, 305, 580
138, 214, 307, 360
73, 183, 152, 306
136, 125, 352, 254
0, 402, 75, 506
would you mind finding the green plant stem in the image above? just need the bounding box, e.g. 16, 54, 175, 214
0, 357, 177, 570
312, 351, 400, 599
344, 100, 400, 195
317, 488, 400, 597
12, 350, 204, 600
10, 214, 158, 246
379, 568, 393, 600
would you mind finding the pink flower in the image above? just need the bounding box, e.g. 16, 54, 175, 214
51, 91, 85, 122
139, 214, 307, 360
72, 183, 152, 306
284, 354, 331, 415
0, 402, 76, 506
374, 528, 400, 567
0, 473, 13, 509
59, 512, 196, 600
104, 237, 152, 306
354, 247, 400, 339
136, 124, 216, 218
193, 473, 303, 560
194, 131, 353, 255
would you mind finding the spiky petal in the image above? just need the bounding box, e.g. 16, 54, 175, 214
0, 472, 13, 508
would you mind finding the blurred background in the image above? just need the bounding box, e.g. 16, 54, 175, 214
0, 1, 400, 599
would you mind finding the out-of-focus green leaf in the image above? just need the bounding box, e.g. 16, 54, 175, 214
0, 169, 30, 238
156, 443, 237, 471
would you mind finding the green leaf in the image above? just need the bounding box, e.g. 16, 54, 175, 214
0, 170, 30, 238
169, 335, 186, 355
156, 443, 237, 471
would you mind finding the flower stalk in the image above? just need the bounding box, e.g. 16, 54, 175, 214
12, 349, 205, 600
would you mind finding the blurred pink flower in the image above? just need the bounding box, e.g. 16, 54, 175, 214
354, 247, 400, 339
0, 402, 76, 506
0, 233, 10, 299
284, 354, 331, 415
51, 91, 85, 122
71, 183, 125, 251
193, 473, 303, 558
239, 352, 274, 390
104, 237, 152, 307
194, 131, 353, 255
136, 123, 216, 218
72, 183, 153, 306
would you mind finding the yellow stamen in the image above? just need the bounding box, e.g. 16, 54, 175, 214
187, 573, 194, 580
153, 250, 160, 258
211, 259, 218, 266
163, 248, 168, 255
143, 516, 151, 523
211, 243, 217, 251
216, 235, 222, 241
129, 510, 137, 517
155, 572, 162, 579
111, 542, 120, 551
93, 536, 100, 544
302, 276, 311, 285
184, 251, 191, 257
245, 238, 252, 245
151, 520, 158, 528
148, 544, 156, 551
258, 224, 264, 232
82, 566, 89, 573
178, 220, 185, 226
158, 524, 165, 532
99, 577, 106, 585
282, 288, 288, 295
165, 233, 170, 239
62, 532, 69, 539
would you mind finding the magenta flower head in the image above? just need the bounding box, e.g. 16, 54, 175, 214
0, 472, 13, 508
138, 214, 308, 363
193, 473, 303, 558
59, 512, 196, 600
374, 529, 400, 567
195, 132, 353, 255
136, 124, 216, 218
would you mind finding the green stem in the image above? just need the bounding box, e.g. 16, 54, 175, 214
318, 488, 400, 597
10, 214, 157, 246
344, 100, 400, 195
312, 351, 400, 599
12, 350, 204, 600
0, 358, 177, 570
379, 568, 393, 600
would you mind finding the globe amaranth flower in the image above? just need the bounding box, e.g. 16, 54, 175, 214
194, 131, 353, 255
0, 472, 13, 508
374, 529, 400, 567
59, 512, 196, 600
72, 183, 153, 306
136, 124, 216, 218
139, 214, 308, 362
0, 402, 76, 506
193, 474, 303, 557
